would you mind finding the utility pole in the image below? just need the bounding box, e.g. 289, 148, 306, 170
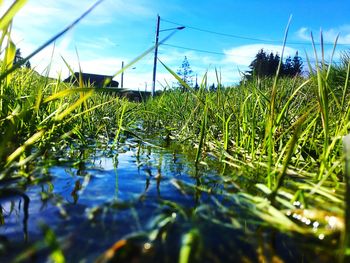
121, 61, 124, 88
151, 14, 160, 97
151, 15, 184, 97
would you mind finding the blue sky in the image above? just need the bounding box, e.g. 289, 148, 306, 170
3, 0, 350, 90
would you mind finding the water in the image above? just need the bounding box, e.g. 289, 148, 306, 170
0, 138, 339, 262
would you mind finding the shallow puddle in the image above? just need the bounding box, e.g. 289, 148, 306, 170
0, 138, 339, 262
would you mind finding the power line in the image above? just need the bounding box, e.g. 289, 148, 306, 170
161, 18, 282, 44
162, 43, 227, 56
161, 43, 342, 64
161, 18, 350, 47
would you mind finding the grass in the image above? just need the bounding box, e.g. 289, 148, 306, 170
141, 48, 350, 261
1, 1, 350, 262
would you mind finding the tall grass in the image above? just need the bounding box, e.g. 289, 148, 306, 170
0, 0, 164, 179
141, 41, 350, 257
265, 15, 292, 189
2, 1, 350, 261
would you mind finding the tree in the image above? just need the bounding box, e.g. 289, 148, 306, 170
14, 49, 22, 64
209, 83, 217, 92
177, 56, 194, 92
267, 52, 280, 76
291, 51, 303, 76
245, 49, 280, 79
13, 48, 31, 69
25, 60, 31, 69
244, 49, 303, 81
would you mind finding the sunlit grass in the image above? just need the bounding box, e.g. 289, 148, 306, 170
1, 0, 350, 262
141, 40, 350, 260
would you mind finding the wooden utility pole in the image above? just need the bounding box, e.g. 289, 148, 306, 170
152, 14, 160, 97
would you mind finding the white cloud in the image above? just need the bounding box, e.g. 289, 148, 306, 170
155, 48, 243, 87
75, 36, 119, 53
6, 0, 155, 52
295, 26, 350, 64
2, 0, 155, 84
8, 0, 154, 29
9, 0, 94, 29
5, 1, 294, 89
296, 27, 309, 41
223, 44, 297, 66
296, 25, 350, 45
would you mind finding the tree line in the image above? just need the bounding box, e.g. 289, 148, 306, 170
175, 49, 303, 90
244, 49, 303, 81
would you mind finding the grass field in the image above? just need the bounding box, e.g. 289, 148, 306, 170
1, 1, 350, 262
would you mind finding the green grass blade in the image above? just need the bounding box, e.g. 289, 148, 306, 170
0, 0, 105, 82
113, 103, 127, 145
0, 0, 28, 31
108, 30, 181, 84
311, 32, 332, 179
326, 34, 339, 80
54, 90, 94, 121
341, 134, 350, 263
270, 109, 310, 203
342, 59, 350, 110
179, 229, 201, 263
43, 87, 93, 103
158, 58, 194, 93
4, 37, 16, 83
6, 130, 45, 167
266, 15, 292, 188
195, 101, 208, 166
321, 31, 325, 70
276, 79, 310, 125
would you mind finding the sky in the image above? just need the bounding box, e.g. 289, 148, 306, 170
2, 0, 350, 90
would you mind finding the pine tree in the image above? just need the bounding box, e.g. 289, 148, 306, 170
25, 61, 31, 69
291, 51, 303, 76
14, 49, 22, 64
244, 49, 303, 81
14, 48, 31, 69
177, 56, 194, 92
284, 55, 293, 76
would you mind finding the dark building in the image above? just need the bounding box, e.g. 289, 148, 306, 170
64, 72, 119, 88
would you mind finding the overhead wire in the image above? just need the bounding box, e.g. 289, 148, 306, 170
157, 17, 346, 65
162, 43, 227, 56
160, 17, 350, 47
161, 43, 342, 65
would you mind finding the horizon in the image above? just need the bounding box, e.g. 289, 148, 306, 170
3, 0, 350, 90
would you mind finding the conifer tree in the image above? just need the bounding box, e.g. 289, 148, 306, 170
177, 56, 194, 91
244, 49, 302, 81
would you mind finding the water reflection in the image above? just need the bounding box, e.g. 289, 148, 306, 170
0, 189, 30, 242
1, 139, 201, 244
0, 139, 339, 262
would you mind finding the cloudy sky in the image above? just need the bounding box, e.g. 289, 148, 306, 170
2, 0, 350, 90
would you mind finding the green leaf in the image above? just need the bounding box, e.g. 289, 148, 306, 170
179, 229, 200, 263
158, 58, 194, 93
0, 0, 106, 82
6, 130, 45, 166
54, 90, 94, 121
4, 38, 16, 83
0, 0, 28, 31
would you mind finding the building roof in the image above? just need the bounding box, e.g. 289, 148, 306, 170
64, 72, 119, 88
